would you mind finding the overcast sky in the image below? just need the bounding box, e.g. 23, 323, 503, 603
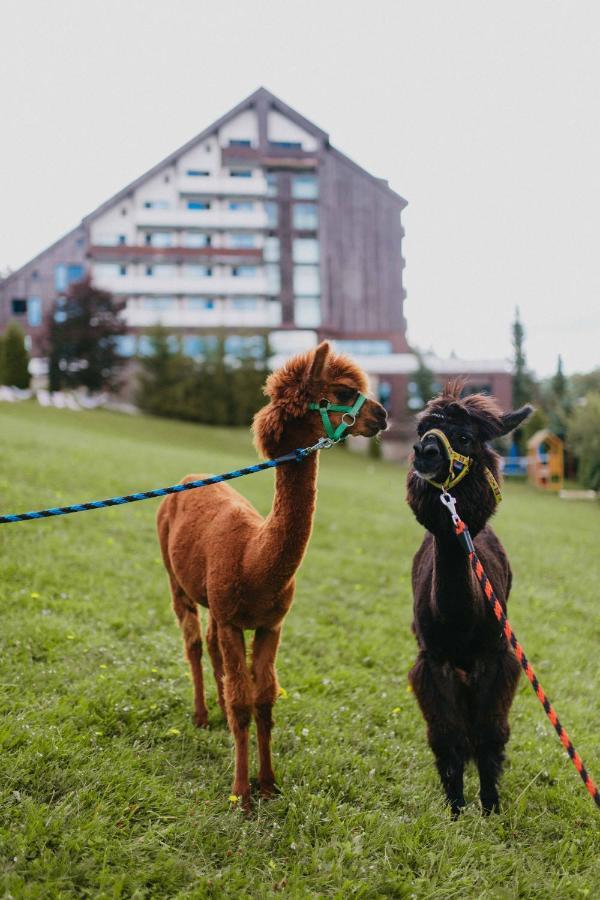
1, 0, 598, 377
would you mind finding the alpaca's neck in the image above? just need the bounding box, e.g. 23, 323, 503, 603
249, 453, 319, 591
431, 535, 480, 621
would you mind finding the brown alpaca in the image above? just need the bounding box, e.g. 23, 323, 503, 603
406, 382, 532, 816
157, 342, 387, 808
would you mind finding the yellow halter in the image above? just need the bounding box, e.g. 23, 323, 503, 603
420, 428, 502, 504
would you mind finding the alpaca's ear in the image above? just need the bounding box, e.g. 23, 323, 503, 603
308, 342, 331, 384
497, 404, 534, 436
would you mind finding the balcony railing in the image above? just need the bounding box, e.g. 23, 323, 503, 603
123, 299, 282, 328
93, 271, 276, 297
178, 175, 269, 197
88, 245, 263, 263
134, 207, 269, 230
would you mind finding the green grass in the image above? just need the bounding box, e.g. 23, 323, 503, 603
0, 402, 599, 898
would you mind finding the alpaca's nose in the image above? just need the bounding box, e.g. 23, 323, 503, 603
414, 441, 440, 459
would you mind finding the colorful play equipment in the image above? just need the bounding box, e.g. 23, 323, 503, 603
526, 429, 564, 491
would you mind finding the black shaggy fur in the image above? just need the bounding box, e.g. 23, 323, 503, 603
406, 381, 533, 816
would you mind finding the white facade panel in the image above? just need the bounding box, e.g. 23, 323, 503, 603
134, 207, 269, 230
178, 175, 268, 196
218, 109, 258, 147
267, 110, 319, 151
93, 271, 274, 296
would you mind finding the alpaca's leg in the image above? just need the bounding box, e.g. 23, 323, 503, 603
206, 613, 226, 717
218, 624, 253, 808
409, 651, 469, 817
170, 580, 208, 728
251, 626, 281, 797
471, 651, 520, 814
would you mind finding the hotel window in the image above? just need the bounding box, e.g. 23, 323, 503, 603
293, 203, 318, 230
265, 202, 278, 227
183, 265, 212, 278
183, 334, 218, 357
335, 340, 393, 356
266, 173, 278, 197
229, 169, 252, 178
231, 297, 259, 310
54, 264, 84, 291
265, 264, 281, 292
118, 235, 126, 245
292, 173, 318, 199
182, 232, 211, 248
269, 140, 302, 150
115, 335, 136, 357
229, 233, 256, 249
145, 266, 154, 276
186, 169, 210, 177
293, 238, 319, 264
229, 201, 254, 211
188, 200, 211, 210
228, 139, 252, 147
232, 266, 257, 278
225, 334, 266, 358
143, 200, 170, 209
264, 237, 280, 262
294, 296, 321, 328
187, 297, 215, 310
293, 265, 320, 295
11, 298, 27, 315
145, 231, 173, 248
119, 265, 127, 276
27, 297, 42, 326
138, 334, 178, 355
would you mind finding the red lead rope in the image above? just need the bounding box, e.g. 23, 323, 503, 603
454, 518, 600, 809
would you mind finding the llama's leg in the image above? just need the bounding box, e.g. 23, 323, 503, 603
251, 626, 282, 797
170, 579, 208, 728
471, 651, 520, 814
409, 651, 469, 818
206, 613, 226, 717
218, 624, 253, 809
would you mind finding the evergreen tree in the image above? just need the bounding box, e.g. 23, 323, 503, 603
547, 355, 571, 440
511, 307, 534, 408
411, 351, 436, 410
1, 322, 30, 388
48, 277, 126, 392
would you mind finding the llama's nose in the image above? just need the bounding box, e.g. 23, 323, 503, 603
414, 441, 440, 459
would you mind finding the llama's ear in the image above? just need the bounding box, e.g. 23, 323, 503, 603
308, 341, 331, 384
497, 404, 534, 436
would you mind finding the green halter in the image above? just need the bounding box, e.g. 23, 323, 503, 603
421, 427, 502, 504
308, 393, 367, 443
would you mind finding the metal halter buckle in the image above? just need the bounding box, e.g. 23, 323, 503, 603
440, 490, 460, 525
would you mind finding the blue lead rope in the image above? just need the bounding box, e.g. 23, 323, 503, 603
0, 437, 334, 526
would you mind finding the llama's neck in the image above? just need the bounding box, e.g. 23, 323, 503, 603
249, 453, 319, 591
430, 534, 481, 622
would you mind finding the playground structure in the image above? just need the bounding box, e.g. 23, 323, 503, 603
526, 429, 564, 491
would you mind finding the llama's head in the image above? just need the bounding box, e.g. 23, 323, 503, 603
407, 380, 533, 537
253, 341, 388, 457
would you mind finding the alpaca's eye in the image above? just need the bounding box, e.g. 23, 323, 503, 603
336, 389, 356, 403
459, 434, 470, 444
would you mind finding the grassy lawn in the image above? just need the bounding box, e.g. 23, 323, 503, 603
0, 402, 599, 898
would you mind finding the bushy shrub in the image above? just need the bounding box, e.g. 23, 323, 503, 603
567, 392, 600, 491
136, 328, 269, 427
0, 322, 30, 388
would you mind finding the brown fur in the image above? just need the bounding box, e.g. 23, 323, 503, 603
157, 342, 387, 809
406, 383, 532, 816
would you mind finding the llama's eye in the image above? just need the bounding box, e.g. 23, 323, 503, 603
459, 434, 470, 444
336, 389, 356, 403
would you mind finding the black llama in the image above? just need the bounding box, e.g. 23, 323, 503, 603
406, 381, 532, 816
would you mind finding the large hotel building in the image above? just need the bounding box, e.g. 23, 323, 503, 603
0, 88, 511, 419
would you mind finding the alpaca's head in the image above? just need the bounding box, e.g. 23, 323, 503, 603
253, 341, 388, 457
407, 380, 533, 537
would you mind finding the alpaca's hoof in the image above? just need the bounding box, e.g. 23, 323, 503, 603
255, 778, 281, 799
481, 795, 500, 815
194, 711, 209, 729
449, 798, 466, 819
